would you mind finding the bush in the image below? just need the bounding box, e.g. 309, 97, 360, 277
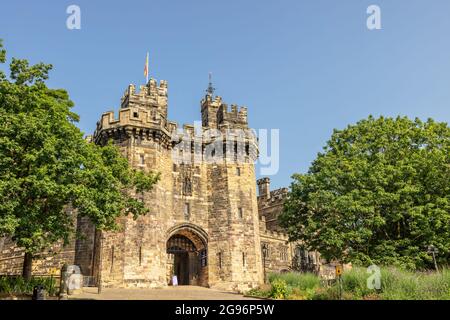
246, 267, 450, 300
246, 285, 271, 298
0, 276, 58, 297
310, 287, 331, 300
269, 279, 288, 299
341, 267, 376, 299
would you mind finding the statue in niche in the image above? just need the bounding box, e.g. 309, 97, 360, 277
183, 176, 192, 196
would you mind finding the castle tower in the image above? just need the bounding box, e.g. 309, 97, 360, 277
257, 177, 271, 199
88, 78, 175, 288
201, 94, 221, 128
120, 78, 168, 118
79, 76, 262, 291
202, 93, 263, 291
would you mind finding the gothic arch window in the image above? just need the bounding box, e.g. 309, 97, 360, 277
280, 246, 288, 261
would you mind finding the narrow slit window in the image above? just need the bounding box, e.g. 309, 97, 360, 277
184, 203, 190, 220
111, 245, 115, 272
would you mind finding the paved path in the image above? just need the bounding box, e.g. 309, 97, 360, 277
70, 286, 259, 300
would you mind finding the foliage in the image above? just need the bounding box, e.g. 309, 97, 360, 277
268, 272, 320, 291
340, 267, 374, 298
0, 276, 58, 296
0, 40, 159, 275
269, 279, 288, 299
280, 116, 450, 269
247, 268, 450, 300
246, 286, 271, 298
378, 267, 450, 300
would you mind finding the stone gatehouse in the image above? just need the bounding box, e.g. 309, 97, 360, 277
0, 77, 304, 292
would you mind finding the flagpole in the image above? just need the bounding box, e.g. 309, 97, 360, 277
146, 52, 149, 84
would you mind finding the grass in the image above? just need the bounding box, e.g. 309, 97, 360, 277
268, 272, 320, 291
246, 267, 450, 300
0, 276, 58, 297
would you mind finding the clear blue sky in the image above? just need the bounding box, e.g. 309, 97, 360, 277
1, 0, 450, 190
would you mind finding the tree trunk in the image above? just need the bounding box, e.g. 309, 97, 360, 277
22, 252, 33, 281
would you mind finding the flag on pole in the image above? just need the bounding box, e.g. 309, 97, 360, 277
144, 52, 149, 83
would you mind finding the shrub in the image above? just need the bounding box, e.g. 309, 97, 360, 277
310, 287, 331, 300
246, 285, 271, 298
341, 268, 369, 298
0, 277, 14, 295
269, 279, 288, 299
248, 267, 450, 300
0, 276, 58, 296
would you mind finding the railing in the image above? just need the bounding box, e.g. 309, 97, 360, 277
83, 276, 97, 287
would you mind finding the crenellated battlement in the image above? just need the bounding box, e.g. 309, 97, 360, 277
257, 176, 289, 206
120, 78, 168, 118
95, 107, 168, 132
93, 78, 257, 162
217, 103, 248, 128
258, 187, 288, 206
259, 216, 289, 240
201, 95, 223, 106
92, 106, 173, 147
201, 94, 248, 129
270, 188, 289, 200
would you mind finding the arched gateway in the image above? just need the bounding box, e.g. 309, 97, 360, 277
166, 224, 208, 286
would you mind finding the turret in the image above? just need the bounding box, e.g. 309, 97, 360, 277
257, 177, 271, 199
120, 78, 168, 118
201, 95, 222, 128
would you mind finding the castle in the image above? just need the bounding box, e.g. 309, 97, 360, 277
0, 78, 315, 292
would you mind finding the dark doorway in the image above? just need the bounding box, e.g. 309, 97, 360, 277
173, 252, 189, 285
167, 234, 198, 285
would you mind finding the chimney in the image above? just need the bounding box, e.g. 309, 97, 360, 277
257, 177, 271, 199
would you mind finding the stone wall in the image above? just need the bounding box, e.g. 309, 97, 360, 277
257, 178, 289, 233
0, 237, 76, 276
258, 217, 295, 274
74, 216, 96, 276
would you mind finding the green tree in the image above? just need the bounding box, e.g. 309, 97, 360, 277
280, 116, 450, 269
0, 40, 159, 280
